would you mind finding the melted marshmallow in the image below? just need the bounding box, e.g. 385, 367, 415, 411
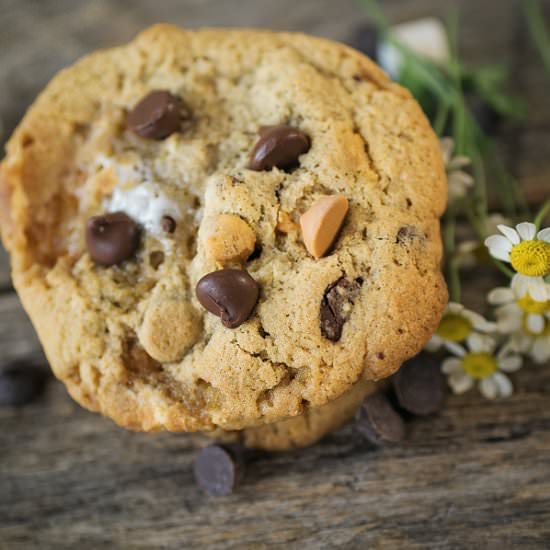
107, 182, 181, 238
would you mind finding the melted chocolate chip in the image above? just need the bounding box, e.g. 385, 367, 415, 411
86, 212, 140, 266
127, 90, 185, 139
193, 444, 244, 496
161, 215, 176, 234
196, 269, 259, 328
249, 126, 310, 171
392, 352, 446, 416
396, 225, 420, 244
0, 362, 49, 407
356, 392, 405, 445
320, 277, 362, 342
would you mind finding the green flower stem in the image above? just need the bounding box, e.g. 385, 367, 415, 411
470, 149, 488, 222
524, 0, 550, 77
464, 201, 487, 240
492, 259, 515, 279
443, 206, 461, 302
433, 101, 450, 136
534, 198, 550, 230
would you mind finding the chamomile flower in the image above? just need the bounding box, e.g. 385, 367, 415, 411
426, 302, 496, 355
457, 213, 511, 269
442, 333, 522, 399
485, 222, 550, 301
488, 286, 550, 335
440, 137, 474, 201
507, 326, 550, 365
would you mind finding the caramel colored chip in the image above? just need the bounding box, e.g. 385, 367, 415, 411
276, 211, 298, 234
299, 195, 349, 258
206, 214, 256, 264
139, 300, 201, 362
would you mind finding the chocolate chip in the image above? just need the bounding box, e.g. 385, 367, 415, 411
196, 269, 259, 328
127, 90, 185, 139
396, 225, 419, 244
86, 212, 140, 266
193, 444, 244, 496
249, 126, 310, 171
320, 277, 362, 342
392, 352, 446, 416
356, 392, 405, 445
161, 215, 176, 234
0, 362, 49, 407
149, 250, 165, 270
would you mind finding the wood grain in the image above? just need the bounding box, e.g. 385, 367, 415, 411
0, 0, 549, 548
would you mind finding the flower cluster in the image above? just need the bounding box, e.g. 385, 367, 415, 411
427, 140, 550, 400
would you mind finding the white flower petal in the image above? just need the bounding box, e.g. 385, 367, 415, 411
449, 371, 474, 394
510, 332, 533, 353
495, 303, 522, 334
493, 372, 513, 398
497, 224, 520, 245
527, 313, 545, 335
440, 137, 454, 164
447, 302, 464, 314
488, 247, 513, 263
444, 341, 467, 357
451, 171, 475, 187
441, 357, 462, 374
512, 274, 548, 301
497, 318, 522, 335
467, 332, 496, 354
466, 311, 497, 332
458, 241, 479, 254
531, 337, 550, 364
498, 355, 523, 372
487, 287, 515, 305
425, 334, 443, 352
537, 227, 550, 243
516, 222, 536, 241
527, 277, 548, 301
485, 235, 513, 257
448, 156, 471, 170
479, 377, 498, 399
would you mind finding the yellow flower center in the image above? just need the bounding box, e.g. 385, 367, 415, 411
462, 352, 498, 380
436, 313, 472, 342
517, 294, 550, 315
509, 240, 550, 277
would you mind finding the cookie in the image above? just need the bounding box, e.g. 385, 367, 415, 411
215, 379, 378, 451
0, 25, 447, 432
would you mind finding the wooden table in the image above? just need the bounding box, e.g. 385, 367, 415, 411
1, 1, 549, 548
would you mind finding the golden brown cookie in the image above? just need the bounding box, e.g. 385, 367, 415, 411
216, 379, 378, 451
0, 25, 447, 433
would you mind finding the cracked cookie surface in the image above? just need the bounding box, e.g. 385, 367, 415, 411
0, 25, 447, 432
215, 379, 379, 451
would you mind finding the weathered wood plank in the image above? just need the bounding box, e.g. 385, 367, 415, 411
0, 292, 44, 364
0, 245, 11, 290
1, 365, 549, 549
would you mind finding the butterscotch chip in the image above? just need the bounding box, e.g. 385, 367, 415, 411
139, 300, 201, 363
300, 195, 349, 258
206, 214, 256, 264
